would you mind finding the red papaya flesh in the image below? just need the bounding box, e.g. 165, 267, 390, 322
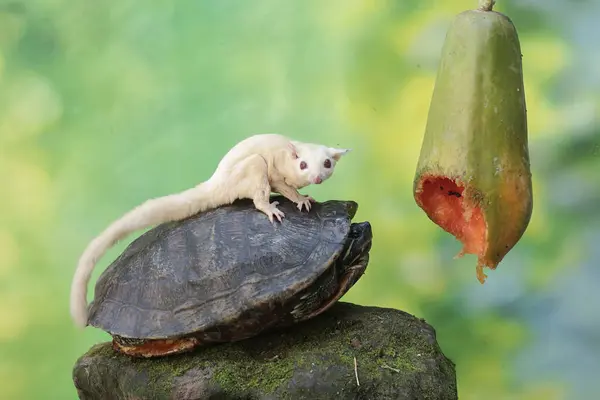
413, 1, 533, 284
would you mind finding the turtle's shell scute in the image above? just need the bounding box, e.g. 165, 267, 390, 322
87, 197, 356, 339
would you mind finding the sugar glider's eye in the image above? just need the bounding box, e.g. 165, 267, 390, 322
323, 159, 331, 168
300, 161, 308, 170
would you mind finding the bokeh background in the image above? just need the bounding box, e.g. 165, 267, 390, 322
1, 0, 599, 399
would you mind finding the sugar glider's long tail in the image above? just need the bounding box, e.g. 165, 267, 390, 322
70, 180, 219, 328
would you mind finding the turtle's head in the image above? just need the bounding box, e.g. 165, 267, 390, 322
341, 221, 373, 267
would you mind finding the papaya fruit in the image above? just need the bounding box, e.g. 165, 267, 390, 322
413, 0, 533, 283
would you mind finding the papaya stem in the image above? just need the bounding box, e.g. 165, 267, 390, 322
478, 0, 495, 11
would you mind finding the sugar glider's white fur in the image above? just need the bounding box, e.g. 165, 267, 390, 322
70, 133, 351, 328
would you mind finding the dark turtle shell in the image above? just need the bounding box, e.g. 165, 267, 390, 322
87, 195, 371, 352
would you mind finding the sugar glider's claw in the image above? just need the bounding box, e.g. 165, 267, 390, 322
297, 195, 315, 212
268, 201, 285, 223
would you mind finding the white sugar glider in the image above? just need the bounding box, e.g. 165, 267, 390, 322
70, 133, 351, 328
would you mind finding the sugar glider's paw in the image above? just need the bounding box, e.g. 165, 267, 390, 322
296, 195, 315, 212
266, 201, 285, 223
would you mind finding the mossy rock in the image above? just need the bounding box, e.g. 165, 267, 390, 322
73, 302, 457, 399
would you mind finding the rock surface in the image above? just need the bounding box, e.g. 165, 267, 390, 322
73, 302, 457, 400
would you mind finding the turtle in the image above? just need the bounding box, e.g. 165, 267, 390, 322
86, 195, 373, 358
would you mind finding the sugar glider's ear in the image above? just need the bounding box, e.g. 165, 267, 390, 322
329, 147, 351, 161
288, 142, 299, 159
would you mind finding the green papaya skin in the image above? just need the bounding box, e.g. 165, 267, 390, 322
413, 3, 533, 283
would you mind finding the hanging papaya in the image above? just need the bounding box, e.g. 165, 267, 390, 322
413, 0, 533, 284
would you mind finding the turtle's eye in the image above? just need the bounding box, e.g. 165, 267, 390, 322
323, 159, 331, 169
300, 161, 308, 170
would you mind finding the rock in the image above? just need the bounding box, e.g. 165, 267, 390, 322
73, 302, 457, 400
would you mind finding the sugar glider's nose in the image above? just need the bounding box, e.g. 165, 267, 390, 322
314, 177, 323, 184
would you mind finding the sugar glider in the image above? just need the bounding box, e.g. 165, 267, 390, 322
70, 133, 351, 328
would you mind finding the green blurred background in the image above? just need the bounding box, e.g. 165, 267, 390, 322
1, 0, 599, 399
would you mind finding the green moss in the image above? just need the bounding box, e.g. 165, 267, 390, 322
84, 342, 115, 358
213, 356, 296, 395
208, 304, 452, 397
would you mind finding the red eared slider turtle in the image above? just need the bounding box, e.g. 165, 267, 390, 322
86, 196, 372, 357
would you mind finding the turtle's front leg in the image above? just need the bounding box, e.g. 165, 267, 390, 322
271, 182, 315, 212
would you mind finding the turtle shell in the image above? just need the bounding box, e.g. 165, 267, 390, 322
87, 196, 359, 340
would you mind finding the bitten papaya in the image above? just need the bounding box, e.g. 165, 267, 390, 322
413, 0, 533, 283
